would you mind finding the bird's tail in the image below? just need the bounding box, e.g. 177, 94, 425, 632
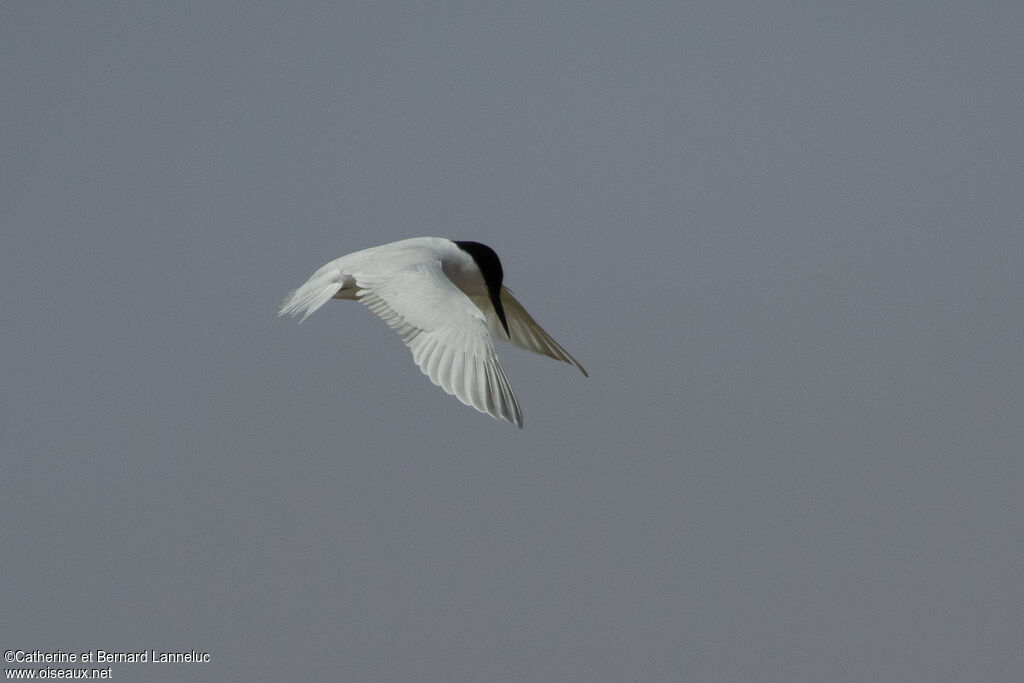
278, 266, 347, 323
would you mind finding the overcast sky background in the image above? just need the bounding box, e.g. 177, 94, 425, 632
3, 3, 1022, 681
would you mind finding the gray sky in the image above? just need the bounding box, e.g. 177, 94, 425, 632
3, 2, 1022, 681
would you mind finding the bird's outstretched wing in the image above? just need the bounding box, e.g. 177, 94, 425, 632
479, 287, 588, 377
358, 261, 523, 427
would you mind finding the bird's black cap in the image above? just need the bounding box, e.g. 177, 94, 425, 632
453, 240, 510, 338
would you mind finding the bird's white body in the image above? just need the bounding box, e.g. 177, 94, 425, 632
280, 237, 586, 427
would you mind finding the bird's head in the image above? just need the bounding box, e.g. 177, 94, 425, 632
453, 240, 510, 338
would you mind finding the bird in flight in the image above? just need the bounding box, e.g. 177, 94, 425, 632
279, 237, 587, 427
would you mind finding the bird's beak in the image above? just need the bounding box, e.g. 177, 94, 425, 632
492, 288, 511, 339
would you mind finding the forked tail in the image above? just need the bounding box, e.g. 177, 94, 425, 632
278, 267, 346, 323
